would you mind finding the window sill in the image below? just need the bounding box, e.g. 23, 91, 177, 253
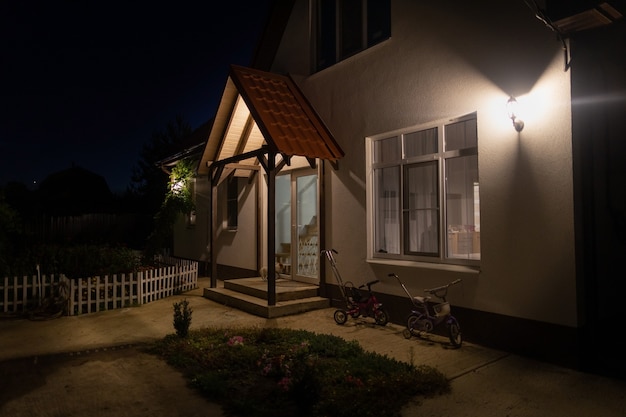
366, 258, 480, 274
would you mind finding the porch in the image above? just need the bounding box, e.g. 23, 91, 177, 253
203, 277, 329, 318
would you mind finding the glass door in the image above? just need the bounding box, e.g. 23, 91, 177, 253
275, 175, 292, 278
275, 169, 319, 284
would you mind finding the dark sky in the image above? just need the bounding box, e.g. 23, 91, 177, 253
1, 1, 273, 193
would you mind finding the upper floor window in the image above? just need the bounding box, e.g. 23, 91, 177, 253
368, 113, 480, 265
315, 0, 391, 72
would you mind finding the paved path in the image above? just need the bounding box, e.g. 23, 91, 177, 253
1, 278, 625, 416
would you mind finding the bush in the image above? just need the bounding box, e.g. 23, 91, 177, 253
149, 327, 450, 417
0, 243, 141, 278
173, 299, 192, 338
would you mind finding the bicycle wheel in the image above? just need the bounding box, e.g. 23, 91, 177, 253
334, 309, 348, 325
447, 318, 462, 348
374, 308, 389, 326
406, 313, 428, 336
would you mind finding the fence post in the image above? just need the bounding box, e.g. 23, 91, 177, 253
121, 273, 127, 307
2, 277, 7, 313
136, 270, 143, 306
68, 276, 75, 316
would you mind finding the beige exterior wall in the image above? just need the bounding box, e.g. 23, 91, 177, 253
214, 177, 258, 271
173, 175, 258, 272
173, 178, 210, 263
271, 0, 576, 326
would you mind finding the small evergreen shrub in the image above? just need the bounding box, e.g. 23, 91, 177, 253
172, 298, 192, 338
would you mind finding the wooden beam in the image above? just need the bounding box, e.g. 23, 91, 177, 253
267, 151, 277, 306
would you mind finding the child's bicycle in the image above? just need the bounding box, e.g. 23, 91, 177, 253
390, 273, 463, 348
322, 249, 390, 326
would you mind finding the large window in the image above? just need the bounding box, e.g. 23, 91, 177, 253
314, 0, 391, 72
369, 114, 480, 264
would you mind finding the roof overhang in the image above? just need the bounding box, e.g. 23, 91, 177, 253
198, 65, 344, 177
546, 1, 624, 34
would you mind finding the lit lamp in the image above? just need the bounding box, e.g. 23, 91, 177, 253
506, 96, 524, 132
171, 179, 184, 195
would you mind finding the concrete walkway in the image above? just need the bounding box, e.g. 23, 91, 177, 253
1, 278, 625, 416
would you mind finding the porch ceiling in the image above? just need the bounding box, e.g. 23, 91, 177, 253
198, 65, 343, 176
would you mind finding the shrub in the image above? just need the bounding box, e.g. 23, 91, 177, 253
172, 299, 192, 338
0, 243, 141, 278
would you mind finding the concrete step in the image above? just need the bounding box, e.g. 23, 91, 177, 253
224, 278, 319, 302
203, 286, 330, 319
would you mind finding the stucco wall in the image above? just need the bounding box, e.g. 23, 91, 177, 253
272, 0, 576, 326
214, 176, 258, 271
173, 178, 210, 263
173, 176, 258, 272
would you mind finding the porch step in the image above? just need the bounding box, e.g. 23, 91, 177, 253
202, 277, 330, 319
225, 278, 319, 302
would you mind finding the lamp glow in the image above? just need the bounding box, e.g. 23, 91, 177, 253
171, 180, 185, 195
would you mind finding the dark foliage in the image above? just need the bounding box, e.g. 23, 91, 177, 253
0, 242, 141, 279
149, 327, 450, 417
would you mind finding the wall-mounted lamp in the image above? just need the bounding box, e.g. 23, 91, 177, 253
171, 179, 185, 195
506, 96, 524, 132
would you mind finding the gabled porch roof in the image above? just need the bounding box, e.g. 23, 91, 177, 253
200, 65, 344, 307
198, 65, 344, 176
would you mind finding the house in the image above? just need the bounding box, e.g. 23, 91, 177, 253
166, 0, 626, 380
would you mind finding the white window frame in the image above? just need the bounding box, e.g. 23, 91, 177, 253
366, 113, 480, 267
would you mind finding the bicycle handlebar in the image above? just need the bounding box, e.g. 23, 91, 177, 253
359, 279, 380, 289
425, 278, 462, 294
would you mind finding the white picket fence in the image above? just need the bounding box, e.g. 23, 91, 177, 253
1, 258, 198, 316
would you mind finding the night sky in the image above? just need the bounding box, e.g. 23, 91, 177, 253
1, 1, 274, 193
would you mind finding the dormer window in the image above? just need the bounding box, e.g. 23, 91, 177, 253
314, 0, 391, 72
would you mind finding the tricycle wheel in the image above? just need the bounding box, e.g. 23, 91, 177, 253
334, 309, 348, 325
448, 319, 463, 348
407, 313, 430, 337
374, 308, 389, 326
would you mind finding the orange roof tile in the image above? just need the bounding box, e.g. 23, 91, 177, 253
228, 65, 344, 161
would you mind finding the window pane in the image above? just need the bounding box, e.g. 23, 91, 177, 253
374, 166, 400, 254
275, 175, 291, 254
404, 127, 438, 158
316, 0, 336, 71
373, 136, 399, 163
297, 174, 318, 278
445, 118, 477, 151
340, 0, 363, 58
227, 177, 238, 230
445, 155, 480, 259
367, 0, 391, 46
404, 162, 439, 255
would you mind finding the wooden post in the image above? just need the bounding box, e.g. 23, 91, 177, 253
267, 151, 277, 306
209, 165, 223, 289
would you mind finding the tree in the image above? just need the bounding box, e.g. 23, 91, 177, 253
0, 189, 25, 276
130, 116, 192, 211
144, 158, 196, 260
37, 165, 114, 216
129, 116, 192, 254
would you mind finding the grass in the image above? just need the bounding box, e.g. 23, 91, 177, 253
148, 327, 450, 417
